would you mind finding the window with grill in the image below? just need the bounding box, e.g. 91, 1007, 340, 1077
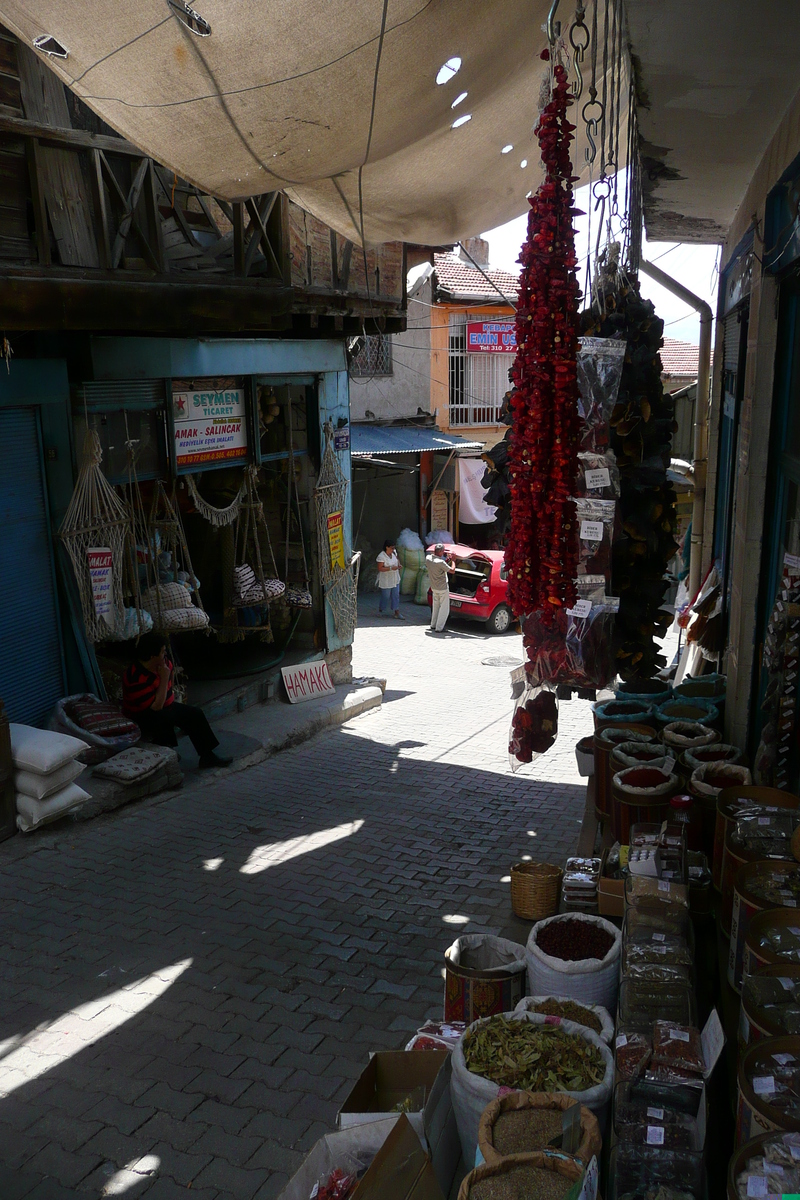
350, 333, 393, 376
448, 313, 513, 426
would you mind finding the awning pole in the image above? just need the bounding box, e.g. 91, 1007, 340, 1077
639, 259, 713, 600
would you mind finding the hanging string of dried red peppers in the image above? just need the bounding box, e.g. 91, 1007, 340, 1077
505, 58, 581, 624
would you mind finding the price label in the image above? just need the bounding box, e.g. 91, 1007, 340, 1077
566, 599, 592, 619
585, 467, 611, 490
663, 756, 676, 774
758, 816, 772, 825
652, 933, 666, 942
780, 977, 795, 990
658, 879, 670, 893
772, 1052, 796, 1065
646, 1126, 665, 1146
580, 520, 604, 541
669, 1028, 690, 1042
646, 1107, 665, 1120
752, 1075, 775, 1095
615, 1034, 628, 1049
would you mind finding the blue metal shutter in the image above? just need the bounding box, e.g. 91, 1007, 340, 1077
0, 407, 64, 725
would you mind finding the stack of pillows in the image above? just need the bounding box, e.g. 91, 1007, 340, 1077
139, 581, 209, 631
10, 725, 91, 832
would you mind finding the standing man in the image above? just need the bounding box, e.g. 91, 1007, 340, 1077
426, 542, 455, 632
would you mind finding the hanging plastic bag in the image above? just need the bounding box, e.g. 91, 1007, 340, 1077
577, 337, 627, 453
522, 580, 614, 689
565, 596, 619, 689
575, 498, 617, 579
575, 451, 621, 499
508, 683, 558, 769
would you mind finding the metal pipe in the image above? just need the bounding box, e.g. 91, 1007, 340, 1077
639, 258, 713, 599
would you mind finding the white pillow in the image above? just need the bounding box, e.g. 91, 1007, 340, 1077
10, 724, 86, 774
15, 759, 84, 800
16, 782, 90, 832
157, 606, 209, 631
140, 582, 192, 611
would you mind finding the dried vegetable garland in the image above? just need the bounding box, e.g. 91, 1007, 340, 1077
505, 58, 581, 621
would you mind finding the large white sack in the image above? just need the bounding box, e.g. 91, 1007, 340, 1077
10, 724, 86, 774
450, 1010, 614, 1165
526, 914, 621, 1012
16, 782, 91, 832
514, 994, 615, 1045
396, 528, 424, 551
15, 759, 84, 800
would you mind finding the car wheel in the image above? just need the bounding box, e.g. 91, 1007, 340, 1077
487, 604, 512, 634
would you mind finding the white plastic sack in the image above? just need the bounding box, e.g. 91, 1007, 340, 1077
10, 724, 86, 774
396, 528, 424, 551
513, 995, 615, 1045
445, 934, 527, 976
526, 914, 621, 1012
15, 759, 84, 800
450, 1010, 614, 1164
16, 782, 91, 832
426, 530, 453, 546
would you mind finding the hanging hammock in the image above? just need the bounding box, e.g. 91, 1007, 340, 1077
139, 481, 209, 634
314, 423, 357, 641
59, 429, 133, 643
215, 466, 284, 642
283, 393, 313, 610
185, 472, 248, 527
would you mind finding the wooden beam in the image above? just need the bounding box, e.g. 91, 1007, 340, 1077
152, 163, 197, 248
145, 161, 165, 273
90, 148, 111, 269
233, 201, 244, 275
330, 229, 339, 289
25, 137, 50, 266
0, 111, 147, 156
243, 192, 281, 278
339, 239, 354, 291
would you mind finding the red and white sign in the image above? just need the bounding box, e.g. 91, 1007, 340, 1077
281, 660, 335, 704
466, 321, 516, 353
173, 387, 248, 468
87, 547, 114, 627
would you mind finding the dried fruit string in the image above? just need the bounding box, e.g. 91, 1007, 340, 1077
505, 56, 581, 625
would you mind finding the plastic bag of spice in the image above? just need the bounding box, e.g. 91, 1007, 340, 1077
651, 1022, 705, 1077
508, 683, 558, 769
615, 1030, 652, 1081
574, 451, 621, 499
574, 497, 617, 578
576, 336, 627, 453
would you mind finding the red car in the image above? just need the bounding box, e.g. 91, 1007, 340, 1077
427, 543, 514, 634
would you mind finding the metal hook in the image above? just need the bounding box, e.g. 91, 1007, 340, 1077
546, 0, 561, 45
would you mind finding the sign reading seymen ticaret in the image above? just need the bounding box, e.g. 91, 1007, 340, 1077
173, 388, 248, 468
466, 321, 517, 352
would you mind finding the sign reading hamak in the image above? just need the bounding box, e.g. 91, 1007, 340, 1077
281, 660, 336, 704
172, 388, 248, 468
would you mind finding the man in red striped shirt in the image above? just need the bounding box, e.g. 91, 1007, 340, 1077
122, 632, 231, 769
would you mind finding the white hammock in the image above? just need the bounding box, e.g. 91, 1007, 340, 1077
59, 429, 132, 643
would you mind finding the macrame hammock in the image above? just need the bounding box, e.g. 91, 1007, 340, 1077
283, 393, 313, 610
314, 423, 358, 641
59, 429, 132, 643
138, 481, 208, 634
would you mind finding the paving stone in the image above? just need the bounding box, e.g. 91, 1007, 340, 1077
192, 1158, 269, 1198
23, 1143, 101, 1188
191, 1126, 262, 1167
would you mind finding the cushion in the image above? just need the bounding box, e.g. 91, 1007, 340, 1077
65, 699, 139, 739
16, 782, 91, 833
234, 564, 257, 590
93, 745, 176, 784
284, 585, 313, 609
140, 582, 192, 611
234, 578, 285, 606
10, 724, 87, 774
157, 606, 210, 631
15, 759, 84, 800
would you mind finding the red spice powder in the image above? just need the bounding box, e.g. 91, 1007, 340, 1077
536, 917, 614, 962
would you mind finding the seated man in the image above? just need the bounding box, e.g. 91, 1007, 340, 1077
122, 632, 232, 769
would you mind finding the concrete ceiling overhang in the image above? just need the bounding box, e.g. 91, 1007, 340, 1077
627, 0, 800, 244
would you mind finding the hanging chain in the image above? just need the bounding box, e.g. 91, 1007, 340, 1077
582, 0, 603, 164
569, 2, 589, 100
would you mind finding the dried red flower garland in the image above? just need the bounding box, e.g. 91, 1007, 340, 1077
505, 58, 581, 623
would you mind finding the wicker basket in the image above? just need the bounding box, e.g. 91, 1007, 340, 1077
510, 861, 562, 921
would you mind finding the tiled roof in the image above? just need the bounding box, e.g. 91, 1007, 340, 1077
434, 252, 519, 303
660, 337, 713, 377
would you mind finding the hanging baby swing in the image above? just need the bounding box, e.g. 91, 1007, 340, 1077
59, 428, 134, 643
283, 391, 313, 610
138, 480, 209, 633
314, 422, 358, 641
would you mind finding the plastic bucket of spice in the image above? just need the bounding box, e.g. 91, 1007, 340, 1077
739, 964, 800, 1052
610, 742, 669, 773
720, 808, 797, 937
525, 913, 622, 1011
726, 1129, 800, 1200
728, 861, 800, 992
615, 677, 672, 708
458, 1149, 585, 1200
610, 765, 679, 845
744, 909, 800, 980
689, 762, 753, 859
661, 720, 719, 755
674, 672, 726, 700
715, 786, 800, 893
514, 994, 615, 1044
656, 698, 721, 730
477, 1093, 601, 1167
450, 1010, 614, 1164
736, 1035, 800, 1146
444, 935, 527, 1024
593, 699, 655, 734
593, 726, 654, 822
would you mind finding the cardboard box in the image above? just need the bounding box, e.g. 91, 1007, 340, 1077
338, 1050, 448, 1130
352, 1114, 445, 1200
598, 847, 624, 918
277, 1119, 399, 1200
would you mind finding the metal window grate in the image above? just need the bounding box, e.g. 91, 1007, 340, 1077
448, 312, 513, 426
350, 333, 393, 377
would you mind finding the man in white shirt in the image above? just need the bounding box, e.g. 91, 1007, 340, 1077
376, 539, 404, 618
425, 543, 455, 632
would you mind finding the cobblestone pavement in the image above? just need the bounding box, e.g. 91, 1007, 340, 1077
0, 595, 592, 1199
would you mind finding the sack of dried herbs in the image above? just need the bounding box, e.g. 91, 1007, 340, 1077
450, 1011, 614, 1164
458, 1149, 584, 1200
513, 995, 615, 1044
477, 1092, 601, 1166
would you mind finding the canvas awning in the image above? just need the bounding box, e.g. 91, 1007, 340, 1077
1, 2, 627, 244
350, 423, 483, 458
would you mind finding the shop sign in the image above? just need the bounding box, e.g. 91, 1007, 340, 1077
173, 387, 248, 468
334, 425, 350, 451
281, 660, 335, 704
466, 321, 516, 353
431, 489, 449, 531
327, 510, 346, 570
87, 547, 114, 628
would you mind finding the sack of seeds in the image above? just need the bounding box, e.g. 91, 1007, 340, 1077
477, 1092, 601, 1166
525, 914, 622, 1011
513, 995, 615, 1044
450, 1011, 613, 1165
458, 1148, 585, 1200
